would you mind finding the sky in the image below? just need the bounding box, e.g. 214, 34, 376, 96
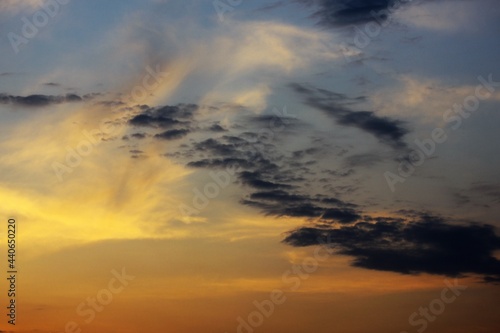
0, 0, 500, 332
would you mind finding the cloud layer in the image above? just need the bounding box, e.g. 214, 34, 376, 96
0, 93, 88, 108
284, 211, 500, 282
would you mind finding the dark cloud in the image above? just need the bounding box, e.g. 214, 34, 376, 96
321, 208, 360, 223
238, 171, 293, 190
0, 93, 83, 107
130, 105, 359, 224
242, 188, 361, 223
338, 111, 407, 146
289, 83, 408, 148
292, 148, 319, 159
129, 103, 197, 128
243, 199, 319, 217
246, 113, 299, 129
123, 101, 500, 284
222, 135, 249, 145
129, 114, 183, 128
187, 158, 253, 169
132, 107, 359, 223
131, 132, 148, 139
129, 149, 144, 154
283, 214, 500, 282
318, 196, 355, 206
44, 82, 61, 87
65, 94, 83, 102
195, 138, 240, 157
154, 104, 198, 119
82, 93, 103, 100
209, 123, 227, 132
155, 129, 190, 140
344, 153, 383, 168
183, 136, 282, 174
295, 0, 410, 28
483, 276, 500, 284
250, 190, 308, 203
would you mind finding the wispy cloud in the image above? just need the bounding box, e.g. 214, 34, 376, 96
289, 83, 408, 148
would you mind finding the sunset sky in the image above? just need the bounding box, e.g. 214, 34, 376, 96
1, 0, 500, 332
